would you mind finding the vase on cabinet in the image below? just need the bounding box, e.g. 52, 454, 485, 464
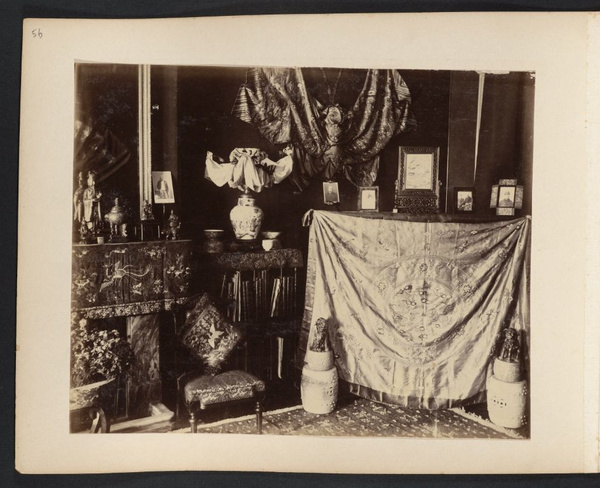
230, 191, 263, 241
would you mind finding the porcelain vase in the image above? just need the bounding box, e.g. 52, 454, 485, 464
230, 192, 263, 241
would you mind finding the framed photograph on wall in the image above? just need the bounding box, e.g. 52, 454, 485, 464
395, 146, 440, 214
358, 186, 379, 212
323, 181, 340, 205
454, 187, 475, 213
490, 179, 524, 216
151, 171, 175, 204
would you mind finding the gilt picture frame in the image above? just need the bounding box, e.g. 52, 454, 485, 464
395, 146, 440, 214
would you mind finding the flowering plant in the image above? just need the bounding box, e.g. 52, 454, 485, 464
71, 314, 135, 388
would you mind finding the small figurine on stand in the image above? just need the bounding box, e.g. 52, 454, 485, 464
81, 170, 103, 242
499, 327, 520, 362
166, 210, 180, 240
73, 171, 85, 226
310, 317, 332, 353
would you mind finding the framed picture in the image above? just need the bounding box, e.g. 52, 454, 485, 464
323, 181, 340, 205
358, 186, 379, 212
454, 187, 475, 213
395, 146, 440, 214
498, 185, 516, 208
490, 179, 524, 216
151, 171, 175, 204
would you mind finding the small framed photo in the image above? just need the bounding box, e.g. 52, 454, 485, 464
152, 171, 175, 204
323, 181, 340, 205
498, 185, 516, 208
454, 187, 475, 213
358, 186, 379, 212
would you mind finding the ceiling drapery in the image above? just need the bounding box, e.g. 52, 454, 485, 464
232, 68, 417, 190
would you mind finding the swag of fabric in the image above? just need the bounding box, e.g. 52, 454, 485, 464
298, 211, 531, 409
73, 117, 131, 183
232, 68, 417, 190
205, 147, 293, 193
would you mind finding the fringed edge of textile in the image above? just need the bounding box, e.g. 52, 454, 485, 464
451, 407, 526, 439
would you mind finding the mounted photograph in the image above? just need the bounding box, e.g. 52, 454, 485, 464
67, 62, 534, 441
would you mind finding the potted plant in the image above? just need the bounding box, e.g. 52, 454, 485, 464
70, 314, 135, 429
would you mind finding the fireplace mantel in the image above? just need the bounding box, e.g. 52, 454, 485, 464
71, 240, 193, 319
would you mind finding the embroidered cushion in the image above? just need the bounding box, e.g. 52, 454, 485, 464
179, 294, 243, 373
184, 370, 266, 407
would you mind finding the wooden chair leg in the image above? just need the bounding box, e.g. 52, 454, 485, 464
255, 401, 262, 434
89, 407, 109, 433
189, 412, 197, 433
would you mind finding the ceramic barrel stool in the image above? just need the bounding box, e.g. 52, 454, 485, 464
487, 358, 528, 429
301, 318, 338, 414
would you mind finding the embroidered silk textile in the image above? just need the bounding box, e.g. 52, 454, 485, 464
298, 211, 531, 409
205, 147, 293, 193
232, 68, 416, 189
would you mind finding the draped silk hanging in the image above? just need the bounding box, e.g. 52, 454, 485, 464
298, 211, 531, 409
205, 147, 293, 193
73, 117, 131, 183
232, 68, 417, 190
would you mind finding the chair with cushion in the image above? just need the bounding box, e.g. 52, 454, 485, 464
171, 293, 266, 433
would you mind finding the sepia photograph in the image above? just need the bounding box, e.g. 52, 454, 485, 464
15, 13, 597, 476
358, 186, 379, 212
455, 187, 475, 212
323, 181, 341, 204
68, 62, 533, 441
152, 171, 175, 204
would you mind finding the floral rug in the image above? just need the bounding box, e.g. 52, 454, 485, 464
173, 396, 525, 439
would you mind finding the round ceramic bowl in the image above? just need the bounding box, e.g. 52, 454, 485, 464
203, 229, 225, 239
261, 231, 282, 240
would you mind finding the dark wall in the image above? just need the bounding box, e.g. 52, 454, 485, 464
75, 64, 534, 250
474, 72, 535, 215
75, 63, 140, 219
172, 66, 452, 251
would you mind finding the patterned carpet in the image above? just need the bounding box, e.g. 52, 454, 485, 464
174, 396, 525, 439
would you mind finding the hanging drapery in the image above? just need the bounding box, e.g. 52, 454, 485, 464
73, 116, 132, 183
298, 211, 531, 409
232, 68, 417, 190
205, 147, 293, 193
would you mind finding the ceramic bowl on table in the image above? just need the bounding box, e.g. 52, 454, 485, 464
261, 231, 282, 251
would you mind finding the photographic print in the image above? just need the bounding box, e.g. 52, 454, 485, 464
152, 171, 175, 204
17, 13, 598, 476
67, 62, 534, 442
498, 186, 516, 208
323, 181, 340, 204
455, 187, 475, 212
358, 186, 379, 212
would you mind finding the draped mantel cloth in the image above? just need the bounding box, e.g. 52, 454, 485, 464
298, 211, 531, 409
232, 68, 417, 190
